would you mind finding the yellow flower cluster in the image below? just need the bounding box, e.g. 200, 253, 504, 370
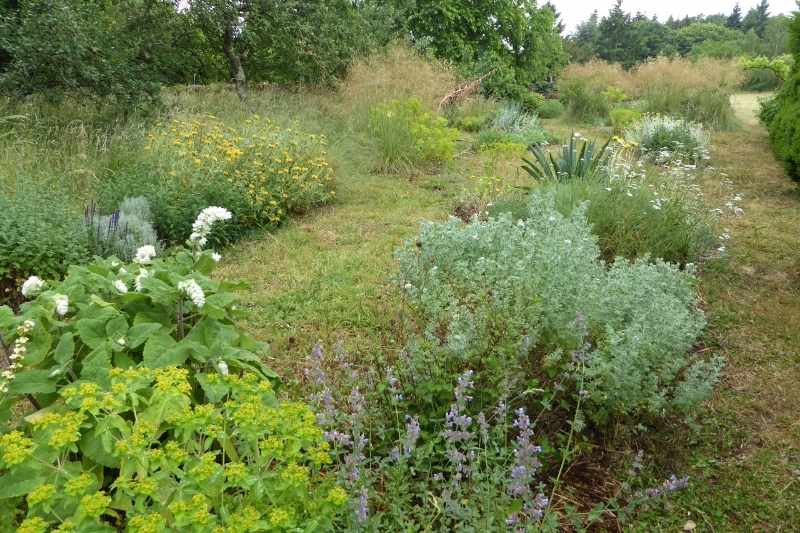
145, 115, 335, 228
0, 430, 34, 465
30, 411, 85, 449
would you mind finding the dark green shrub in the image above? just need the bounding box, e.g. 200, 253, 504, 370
519, 91, 545, 112
0, 189, 89, 305
763, 12, 800, 180
537, 99, 565, 119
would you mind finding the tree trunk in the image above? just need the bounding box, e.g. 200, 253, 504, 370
222, 22, 246, 100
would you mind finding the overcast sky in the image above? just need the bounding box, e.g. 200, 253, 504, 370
552, 0, 799, 34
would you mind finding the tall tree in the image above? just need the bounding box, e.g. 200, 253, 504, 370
596, 1, 636, 66
743, 0, 770, 37
727, 2, 742, 29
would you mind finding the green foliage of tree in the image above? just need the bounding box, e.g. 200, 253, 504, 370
0, 0, 166, 108
389, 0, 566, 99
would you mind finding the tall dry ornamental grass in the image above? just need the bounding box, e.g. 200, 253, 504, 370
340, 42, 458, 112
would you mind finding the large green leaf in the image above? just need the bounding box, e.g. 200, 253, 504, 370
0, 466, 46, 498
7, 369, 58, 395
53, 332, 75, 365
76, 316, 111, 349
142, 332, 187, 368
80, 344, 112, 384
127, 322, 162, 349
22, 320, 52, 366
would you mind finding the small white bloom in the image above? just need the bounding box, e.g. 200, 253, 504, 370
53, 294, 69, 317
211, 252, 222, 262
20, 276, 44, 298
119, 267, 128, 275
117, 337, 126, 346
133, 245, 157, 265
113, 279, 128, 294
217, 360, 229, 376
178, 279, 205, 308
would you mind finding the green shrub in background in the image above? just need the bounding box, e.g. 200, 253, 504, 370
0, 190, 89, 306
609, 108, 643, 134
762, 12, 800, 181
85, 197, 162, 262
537, 99, 565, 119
0, 237, 346, 529
600, 86, 628, 104
558, 77, 611, 124
98, 115, 335, 245
445, 96, 498, 132
624, 115, 710, 164
398, 193, 720, 425
369, 98, 459, 173
519, 91, 545, 112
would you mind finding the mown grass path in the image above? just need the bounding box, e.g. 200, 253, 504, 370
633, 95, 800, 530
220, 95, 799, 530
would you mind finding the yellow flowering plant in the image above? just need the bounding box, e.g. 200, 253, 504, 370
143, 115, 335, 230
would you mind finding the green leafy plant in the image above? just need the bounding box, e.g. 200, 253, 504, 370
558, 77, 611, 124
369, 98, 460, 173
0, 190, 89, 307
521, 134, 611, 182
0, 211, 346, 530
601, 86, 628, 104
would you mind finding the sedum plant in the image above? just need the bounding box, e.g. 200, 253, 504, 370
397, 194, 722, 424
0, 209, 346, 531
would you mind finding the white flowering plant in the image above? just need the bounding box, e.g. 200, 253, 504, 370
0, 244, 347, 530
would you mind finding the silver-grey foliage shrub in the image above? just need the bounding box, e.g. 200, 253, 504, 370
88, 196, 162, 261
397, 193, 722, 423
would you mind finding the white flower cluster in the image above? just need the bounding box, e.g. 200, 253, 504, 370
189, 207, 232, 250
53, 294, 69, 317
114, 279, 129, 294
178, 279, 205, 308
1, 320, 34, 394
20, 276, 44, 298
133, 245, 157, 265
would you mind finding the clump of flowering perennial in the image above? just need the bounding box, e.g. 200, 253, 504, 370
177, 279, 205, 308
133, 244, 157, 265
188, 206, 232, 251
506, 408, 548, 527
1, 320, 34, 394
20, 276, 44, 298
